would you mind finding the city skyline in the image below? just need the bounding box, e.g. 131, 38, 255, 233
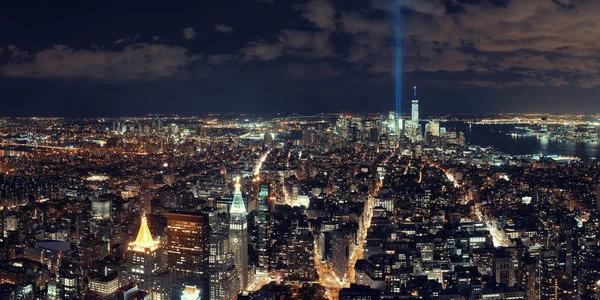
0, 104, 599, 299
2, 0, 600, 116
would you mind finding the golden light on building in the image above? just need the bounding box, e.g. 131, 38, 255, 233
128, 215, 160, 252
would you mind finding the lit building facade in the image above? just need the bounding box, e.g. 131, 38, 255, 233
208, 234, 239, 300
412, 86, 419, 123
230, 181, 249, 290
167, 212, 209, 298
427, 121, 440, 137
120, 215, 171, 300
88, 273, 119, 298
410, 86, 420, 141
256, 185, 270, 274
181, 285, 201, 300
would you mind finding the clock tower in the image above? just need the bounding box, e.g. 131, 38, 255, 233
229, 179, 249, 291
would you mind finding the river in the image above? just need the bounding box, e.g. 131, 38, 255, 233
441, 122, 600, 162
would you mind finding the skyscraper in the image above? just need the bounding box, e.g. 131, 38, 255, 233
120, 215, 171, 300
167, 212, 209, 298
208, 234, 240, 300
256, 185, 270, 274
229, 180, 249, 291
427, 121, 440, 137
412, 86, 419, 123
387, 111, 397, 135
287, 229, 316, 279
410, 86, 420, 141
331, 228, 356, 281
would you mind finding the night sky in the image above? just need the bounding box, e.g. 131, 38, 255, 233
1, 0, 600, 117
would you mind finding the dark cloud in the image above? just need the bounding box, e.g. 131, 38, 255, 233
1, 44, 201, 80
113, 35, 141, 45
294, 0, 337, 30
214, 24, 234, 33
2, 0, 600, 90
240, 29, 334, 61
286, 62, 341, 80
241, 40, 283, 61
207, 53, 237, 65
340, 0, 600, 87
6, 45, 28, 59
181, 27, 197, 40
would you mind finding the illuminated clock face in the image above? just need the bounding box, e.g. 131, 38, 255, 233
233, 237, 239, 243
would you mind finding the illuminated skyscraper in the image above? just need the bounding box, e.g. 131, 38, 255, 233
411, 86, 419, 123
208, 234, 240, 300
387, 111, 397, 135
120, 215, 171, 300
287, 230, 316, 279
410, 86, 420, 141
427, 121, 440, 137
263, 132, 273, 148
229, 180, 249, 290
167, 212, 209, 299
256, 185, 270, 274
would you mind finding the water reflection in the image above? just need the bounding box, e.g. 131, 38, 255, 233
442, 122, 600, 161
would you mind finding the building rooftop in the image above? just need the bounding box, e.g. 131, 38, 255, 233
128, 215, 160, 252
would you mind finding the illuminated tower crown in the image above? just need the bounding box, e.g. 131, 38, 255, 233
129, 214, 160, 252
230, 181, 247, 215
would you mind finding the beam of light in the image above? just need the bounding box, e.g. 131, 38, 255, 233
395, 0, 402, 118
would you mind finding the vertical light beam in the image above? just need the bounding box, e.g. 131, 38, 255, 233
395, 0, 402, 118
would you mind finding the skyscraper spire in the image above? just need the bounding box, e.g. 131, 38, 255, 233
414, 86, 417, 99
230, 180, 247, 215
130, 214, 159, 252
